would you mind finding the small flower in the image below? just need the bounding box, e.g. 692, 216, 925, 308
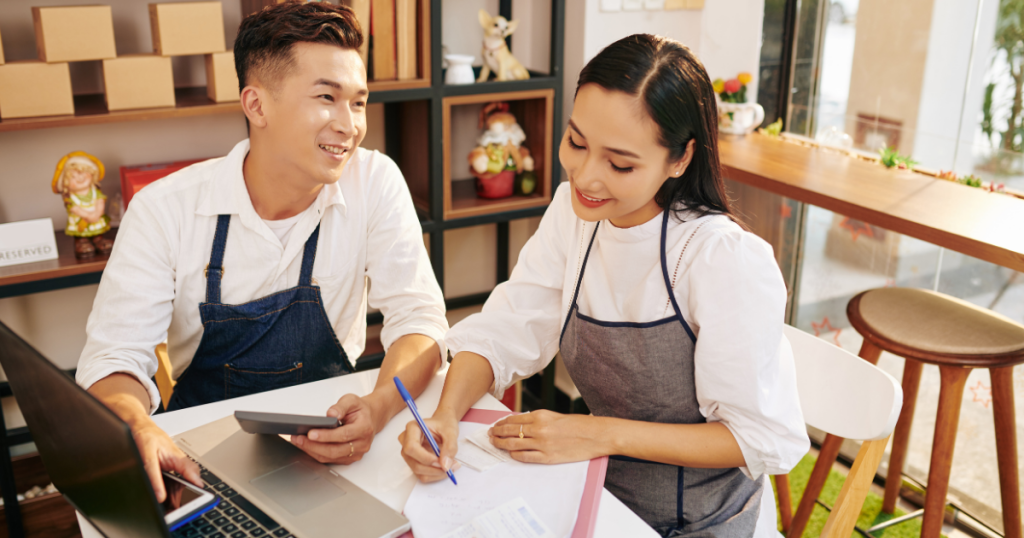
724, 79, 741, 94
738, 72, 753, 85
713, 78, 725, 94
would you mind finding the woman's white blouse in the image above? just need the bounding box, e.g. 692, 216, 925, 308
446, 182, 809, 481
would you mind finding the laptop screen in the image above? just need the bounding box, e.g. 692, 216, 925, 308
0, 321, 168, 538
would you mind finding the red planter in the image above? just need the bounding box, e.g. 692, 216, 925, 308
474, 169, 516, 199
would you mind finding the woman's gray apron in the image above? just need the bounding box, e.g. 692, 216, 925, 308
558, 209, 763, 537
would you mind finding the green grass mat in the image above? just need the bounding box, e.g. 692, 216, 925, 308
772, 453, 941, 538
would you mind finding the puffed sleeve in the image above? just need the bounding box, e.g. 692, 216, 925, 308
686, 223, 810, 479
364, 154, 449, 359
446, 183, 575, 398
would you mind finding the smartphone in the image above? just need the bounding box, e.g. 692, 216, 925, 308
234, 410, 342, 436
161, 472, 218, 531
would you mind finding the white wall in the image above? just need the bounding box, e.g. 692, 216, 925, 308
561, 0, 764, 131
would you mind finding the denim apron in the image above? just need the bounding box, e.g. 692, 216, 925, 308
167, 215, 352, 411
558, 209, 762, 537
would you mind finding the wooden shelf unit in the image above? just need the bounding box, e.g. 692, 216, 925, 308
0, 79, 434, 133
442, 89, 555, 220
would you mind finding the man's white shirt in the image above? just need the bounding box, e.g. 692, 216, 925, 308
76, 140, 448, 411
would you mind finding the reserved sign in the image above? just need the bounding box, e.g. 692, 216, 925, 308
0, 218, 59, 268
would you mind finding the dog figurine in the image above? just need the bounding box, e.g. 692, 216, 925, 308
477, 10, 530, 82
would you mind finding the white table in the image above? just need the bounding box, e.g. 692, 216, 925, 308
78, 368, 657, 537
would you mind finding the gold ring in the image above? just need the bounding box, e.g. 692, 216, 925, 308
349, 442, 354, 457
519, 425, 524, 439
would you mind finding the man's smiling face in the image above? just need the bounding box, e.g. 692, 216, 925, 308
259, 42, 368, 188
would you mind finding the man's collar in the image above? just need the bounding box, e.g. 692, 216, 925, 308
196, 139, 348, 220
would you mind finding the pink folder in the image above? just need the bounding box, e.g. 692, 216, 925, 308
400, 408, 609, 538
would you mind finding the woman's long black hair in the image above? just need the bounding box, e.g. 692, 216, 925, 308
576, 34, 736, 222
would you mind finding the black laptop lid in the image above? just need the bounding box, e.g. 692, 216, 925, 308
0, 321, 169, 538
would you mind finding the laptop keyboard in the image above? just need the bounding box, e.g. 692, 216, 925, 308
172, 465, 294, 538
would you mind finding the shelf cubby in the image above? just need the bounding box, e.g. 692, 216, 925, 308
442, 88, 554, 220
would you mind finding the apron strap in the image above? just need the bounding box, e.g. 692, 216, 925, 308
206, 215, 231, 303
298, 224, 321, 286
660, 208, 697, 343
560, 221, 601, 343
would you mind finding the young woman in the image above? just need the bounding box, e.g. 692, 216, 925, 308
400, 34, 809, 537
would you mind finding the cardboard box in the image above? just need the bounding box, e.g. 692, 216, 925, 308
0, 61, 74, 119
102, 54, 175, 111
32, 5, 117, 63
204, 51, 239, 103
149, 2, 226, 56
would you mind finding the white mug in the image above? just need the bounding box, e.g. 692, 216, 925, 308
445, 54, 476, 85
717, 102, 765, 135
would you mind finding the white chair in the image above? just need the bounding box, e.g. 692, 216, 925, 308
782, 324, 903, 538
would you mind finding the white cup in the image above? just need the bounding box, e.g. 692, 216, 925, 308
445, 54, 476, 85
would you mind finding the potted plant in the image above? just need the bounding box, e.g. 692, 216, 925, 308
713, 73, 764, 135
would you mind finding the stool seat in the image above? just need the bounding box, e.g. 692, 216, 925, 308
849, 288, 1024, 367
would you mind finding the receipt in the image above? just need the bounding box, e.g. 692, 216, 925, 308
466, 421, 514, 463
439, 497, 554, 538
456, 441, 506, 472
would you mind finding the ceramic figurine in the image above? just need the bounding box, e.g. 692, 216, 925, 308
52, 151, 113, 258
477, 10, 530, 82
467, 102, 530, 199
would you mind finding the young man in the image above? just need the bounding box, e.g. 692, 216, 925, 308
76, 3, 447, 501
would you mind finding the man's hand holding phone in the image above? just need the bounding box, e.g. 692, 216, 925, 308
132, 419, 203, 502
161, 472, 218, 531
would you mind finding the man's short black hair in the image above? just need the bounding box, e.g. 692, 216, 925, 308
234, 1, 363, 94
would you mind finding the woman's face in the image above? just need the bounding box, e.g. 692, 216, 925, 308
560, 84, 692, 228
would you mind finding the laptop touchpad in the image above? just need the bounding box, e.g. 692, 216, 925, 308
250, 461, 345, 516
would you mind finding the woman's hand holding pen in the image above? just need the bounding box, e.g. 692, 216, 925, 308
489, 410, 613, 465
398, 414, 462, 483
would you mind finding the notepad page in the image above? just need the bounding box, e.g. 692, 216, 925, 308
404, 423, 588, 538
439, 497, 555, 538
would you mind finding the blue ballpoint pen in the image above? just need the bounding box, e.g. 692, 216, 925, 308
394, 377, 457, 485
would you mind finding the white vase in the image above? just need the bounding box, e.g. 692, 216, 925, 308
444, 54, 476, 85
717, 101, 765, 135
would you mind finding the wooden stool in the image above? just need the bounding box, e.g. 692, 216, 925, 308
787, 288, 1024, 538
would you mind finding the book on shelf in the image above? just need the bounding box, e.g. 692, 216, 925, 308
340, 0, 371, 70
371, 0, 396, 80
395, 0, 417, 80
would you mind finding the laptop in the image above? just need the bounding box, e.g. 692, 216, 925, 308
0, 321, 410, 538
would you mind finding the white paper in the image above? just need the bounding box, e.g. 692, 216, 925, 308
0, 218, 58, 268
405, 423, 589, 538
440, 497, 555, 538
